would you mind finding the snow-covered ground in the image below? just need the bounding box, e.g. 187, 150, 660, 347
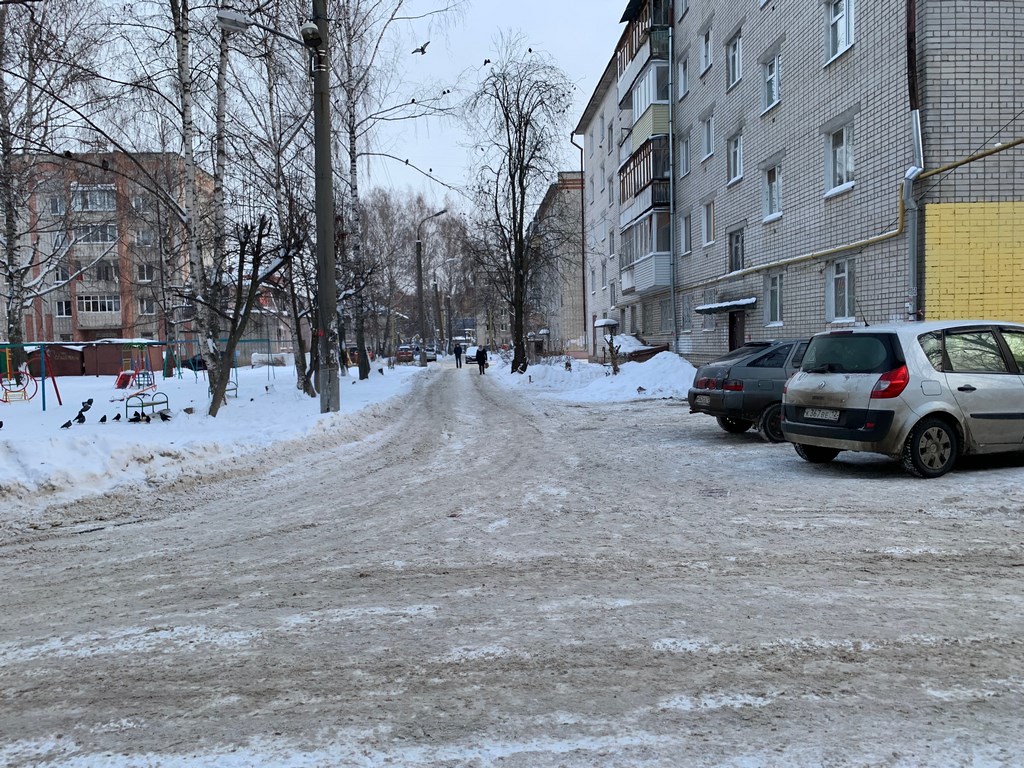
0, 343, 693, 516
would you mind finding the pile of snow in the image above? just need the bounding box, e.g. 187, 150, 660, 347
0, 363, 425, 510
492, 351, 696, 403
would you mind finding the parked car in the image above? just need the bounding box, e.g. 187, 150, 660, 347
464, 346, 479, 366
687, 339, 809, 442
782, 320, 1024, 478
424, 346, 438, 362
395, 345, 415, 363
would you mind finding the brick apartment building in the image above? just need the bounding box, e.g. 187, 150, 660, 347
576, 0, 1024, 364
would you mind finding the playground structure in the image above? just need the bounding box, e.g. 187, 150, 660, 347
1, 346, 61, 406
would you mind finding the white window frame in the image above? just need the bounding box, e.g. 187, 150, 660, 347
76, 294, 121, 313
726, 32, 742, 88
138, 297, 156, 316
56, 299, 72, 317
827, 258, 855, 321
764, 165, 782, 220
763, 54, 780, 111
702, 115, 714, 159
679, 135, 690, 177
826, 124, 855, 194
660, 298, 673, 332
678, 57, 689, 99
590, 267, 596, 294
137, 263, 156, 283
702, 201, 715, 246
601, 260, 608, 288
702, 29, 713, 72
827, 0, 854, 61
682, 214, 692, 254
727, 133, 743, 183
767, 274, 783, 325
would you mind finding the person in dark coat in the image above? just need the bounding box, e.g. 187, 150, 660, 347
453, 343, 463, 368
476, 345, 487, 375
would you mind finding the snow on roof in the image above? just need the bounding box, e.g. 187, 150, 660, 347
694, 297, 758, 314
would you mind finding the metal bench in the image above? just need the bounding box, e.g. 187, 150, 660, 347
125, 390, 169, 418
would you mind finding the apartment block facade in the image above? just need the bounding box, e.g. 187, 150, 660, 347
576, 0, 1024, 364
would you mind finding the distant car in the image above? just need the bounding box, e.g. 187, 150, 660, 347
185, 352, 232, 371
395, 345, 414, 363
687, 339, 809, 442
424, 346, 438, 362
464, 346, 479, 367
783, 320, 1024, 478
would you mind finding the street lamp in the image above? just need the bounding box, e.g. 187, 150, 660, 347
415, 209, 447, 367
216, 3, 339, 414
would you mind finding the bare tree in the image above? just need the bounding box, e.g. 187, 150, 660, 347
0, 0, 105, 362
464, 34, 575, 374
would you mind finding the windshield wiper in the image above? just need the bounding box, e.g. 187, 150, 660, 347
806, 362, 842, 373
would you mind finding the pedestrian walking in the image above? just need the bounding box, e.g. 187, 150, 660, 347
454, 343, 463, 368
476, 345, 488, 375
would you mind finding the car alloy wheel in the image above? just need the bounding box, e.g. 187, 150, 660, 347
902, 416, 958, 478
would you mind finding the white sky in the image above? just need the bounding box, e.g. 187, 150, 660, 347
362, 0, 627, 203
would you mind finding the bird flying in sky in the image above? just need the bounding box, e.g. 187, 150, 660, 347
412, 41, 429, 55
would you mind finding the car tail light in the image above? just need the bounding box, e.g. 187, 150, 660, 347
870, 365, 909, 399
723, 379, 743, 392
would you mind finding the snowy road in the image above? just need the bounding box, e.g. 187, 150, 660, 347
2, 365, 1023, 766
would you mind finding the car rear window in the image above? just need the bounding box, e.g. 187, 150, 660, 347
801, 333, 901, 374
749, 344, 792, 368
708, 343, 773, 364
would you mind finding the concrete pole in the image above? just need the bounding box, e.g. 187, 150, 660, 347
312, 0, 339, 411
415, 238, 427, 367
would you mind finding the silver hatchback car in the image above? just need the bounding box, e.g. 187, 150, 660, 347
782, 321, 1024, 477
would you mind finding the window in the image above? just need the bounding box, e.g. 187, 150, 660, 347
727, 134, 743, 182
751, 344, 792, 368
95, 261, 118, 281
660, 298, 673, 332
767, 274, 783, 324
608, 173, 615, 204
827, 259, 855, 321
726, 32, 742, 87
601, 260, 608, 288
588, 178, 594, 203
609, 231, 615, 257
632, 63, 670, 116
599, 115, 605, 150
132, 195, 147, 211
55, 261, 71, 282
764, 165, 782, 218
827, 124, 854, 192
139, 297, 156, 316
49, 196, 66, 215
610, 280, 617, 306
56, 300, 72, 317
72, 186, 116, 212
137, 263, 156, 282
1002, 330, 1024, 369
678, 57, 689, 98
590, 267, 596, 294
827, 0, 854, 60
702, 115, 714, 158
681, 294, 693, 331
945, 331, 1009, 373
76, 295, 121, 313
599, 162, 606, 193
702, 201, 715, 245
134, 229, 154, 246
678, 0, 689, 19
702, 29, 713, 72
588, 128, 594, 156
679, 135, 690, 177
728, 229, 744, 272
763, 54, 780, 110
75, 224, 118, 243
607, 121, 614, 153
702, 289, 716, 330
682, 214, 692, 254
642, 303, 653, 334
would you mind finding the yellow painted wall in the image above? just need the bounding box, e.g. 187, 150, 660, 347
924, 202, 1024, 321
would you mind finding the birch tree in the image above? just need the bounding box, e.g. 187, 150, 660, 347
464, 34, 574, 374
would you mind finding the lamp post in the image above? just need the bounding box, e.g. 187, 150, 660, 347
415, 209, 446, 367
217, 3, 339, 413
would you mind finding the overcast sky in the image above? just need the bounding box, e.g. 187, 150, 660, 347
362, 0, 627, 204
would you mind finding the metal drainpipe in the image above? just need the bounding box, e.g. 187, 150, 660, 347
666, 21, 679, 351
570, 134, 587, 356
905, 0, 924, 320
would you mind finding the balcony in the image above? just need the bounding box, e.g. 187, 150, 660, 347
617, 28, 669, 107
620, 251, 672, 297
76, 311, 122, 329
620, 180, 670, 229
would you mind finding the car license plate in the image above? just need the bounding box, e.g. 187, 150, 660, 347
804, 407, 840, 422
695, 395, 711, 406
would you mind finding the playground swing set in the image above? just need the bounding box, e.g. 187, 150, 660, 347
0, 345, 62, 407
